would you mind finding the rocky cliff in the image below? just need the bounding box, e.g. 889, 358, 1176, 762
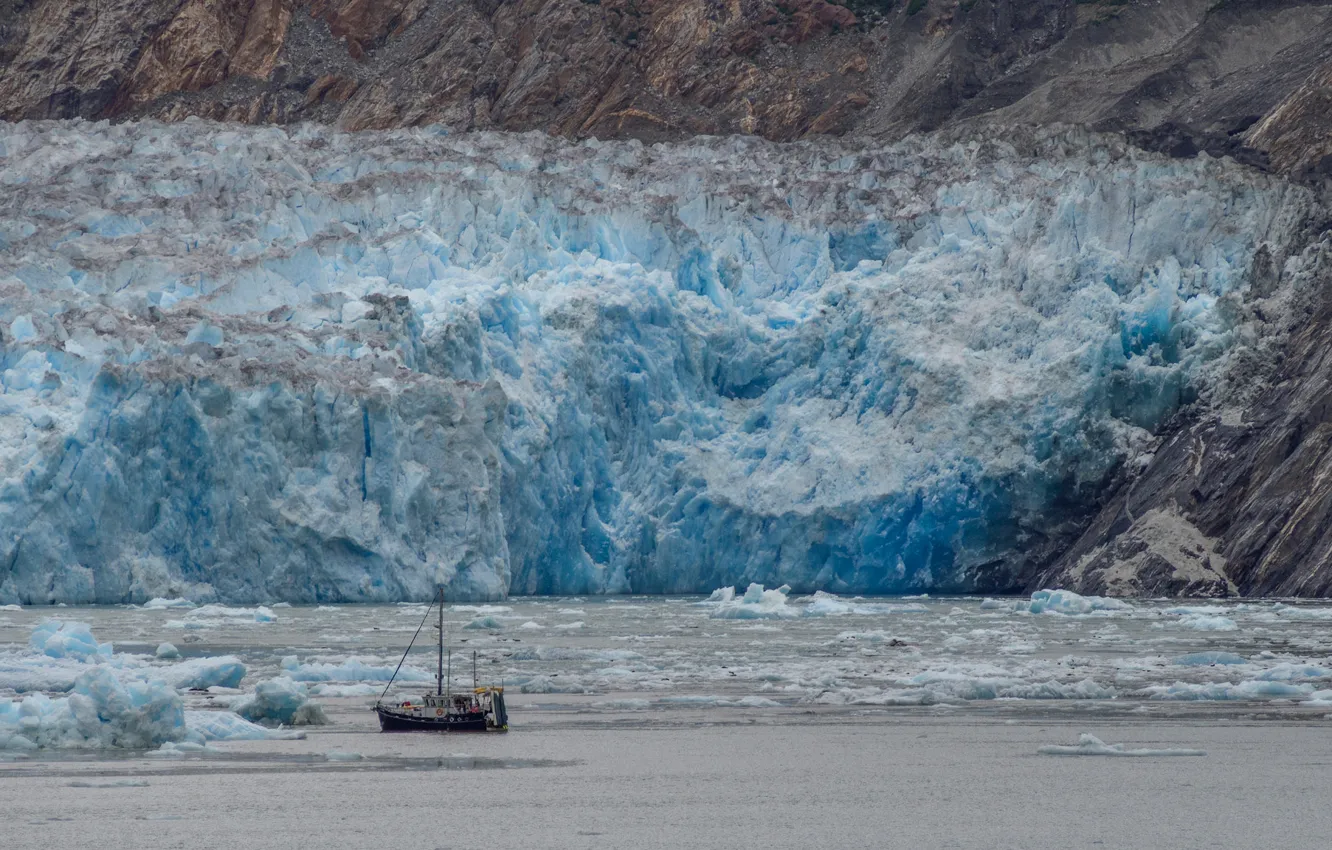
1, 0, 1330, 172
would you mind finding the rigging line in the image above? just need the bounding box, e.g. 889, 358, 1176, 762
378, 592, 438, 703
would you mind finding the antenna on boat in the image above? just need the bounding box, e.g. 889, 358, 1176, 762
436, 586, 444, 697
473, 650, 478, 691
446, 649, 452, 700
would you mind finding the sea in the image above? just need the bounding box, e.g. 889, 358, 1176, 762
3, 592, 1331, 849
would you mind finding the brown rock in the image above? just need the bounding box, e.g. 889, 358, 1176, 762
840, 55, 868, 75
231, 0, 293, 80
0, 0, 1329, 179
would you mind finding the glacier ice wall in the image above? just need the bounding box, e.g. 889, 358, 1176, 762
0, 121, 1315, 601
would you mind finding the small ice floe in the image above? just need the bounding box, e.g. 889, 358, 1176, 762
325, 751, 364, 762
705, 584, 797, 620
154, 643, 181, 660
1176, 614, 1238, 631
309, 683, 382, 697
464, 616, 504, 630
590, 699, 651, 710
67, 779, 150, 788
179, 604, 277, 625
147, 740, 217, 759
1038, 733, 1206, 757
517, 621, 544, 630
279, 655, 430, 683
142, 598, 195, 610
552, 621, 585, 630
1, 604, 23, 612
1140, 680, 1313, 701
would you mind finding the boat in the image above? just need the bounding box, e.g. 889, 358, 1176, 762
374, 588, 508, 733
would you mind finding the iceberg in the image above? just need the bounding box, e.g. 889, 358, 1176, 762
0, 121, 1317, 601
29, 620, 112, 660
0, 668, 184, 750
1018, 590, 1134, 616
706, 584, 798, 620
232, 677, 327, 726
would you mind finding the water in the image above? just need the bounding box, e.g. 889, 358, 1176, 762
3, 595, 1332, 847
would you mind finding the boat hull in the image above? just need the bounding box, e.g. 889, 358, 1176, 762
375, 706, 489, 732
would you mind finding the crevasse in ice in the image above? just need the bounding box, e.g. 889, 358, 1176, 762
0, 121, 1313, 601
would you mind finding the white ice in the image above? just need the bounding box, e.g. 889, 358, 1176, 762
1038, 733, 1206, 757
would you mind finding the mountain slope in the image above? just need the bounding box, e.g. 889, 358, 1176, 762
1, 0, 1330, 171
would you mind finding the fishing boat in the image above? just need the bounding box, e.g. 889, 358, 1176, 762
374, 588, 508, 733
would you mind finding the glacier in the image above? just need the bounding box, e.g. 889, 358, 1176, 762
0, 120, 1318, 602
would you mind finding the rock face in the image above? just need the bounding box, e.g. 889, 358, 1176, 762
1, 0, 1330, 171
1039, 228, 1332, 598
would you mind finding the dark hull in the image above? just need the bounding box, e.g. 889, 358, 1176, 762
376, 706, 489, 732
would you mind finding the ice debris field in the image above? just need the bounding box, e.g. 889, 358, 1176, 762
5, 587, 1332, 754
0, 120, 1320, 603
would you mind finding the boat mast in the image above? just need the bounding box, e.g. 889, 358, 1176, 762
437, 586, 444, 697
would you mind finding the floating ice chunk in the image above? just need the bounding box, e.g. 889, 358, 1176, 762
517, 621, 544, 630
143, 598, 195, 610
552, 621, 585, 630
1141, 680, 1314, 700
1176, 614, 1237, 631
1174, 652, 1245, 666
233, 677, 327, 726
326, 751, 363, 761
1038, 733, 1206, 757
517, 676, 590, 694
464, 616, 503, 630
1024, 590, 1134, 616
1304, 690, 1332, 707
161, 655, 247, 690
183, 604, 277, 624
708, 584, 797, 620
29, 621, 112, 660
802, 592, 865, 617
514, 647, 637, 666
279, 655, 430, 683
184, 710, 306, 741
0, 604, 23, 612
154, 643, 181, 660
309, 683, 382, 697
904, 672, 1116, 701
67, 779, 151, 787
0, 667, 185, 751
1251, 663, 1332, 682
591, 699, 650, 710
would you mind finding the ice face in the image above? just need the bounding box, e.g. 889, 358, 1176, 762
0, 122, 1315, 601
